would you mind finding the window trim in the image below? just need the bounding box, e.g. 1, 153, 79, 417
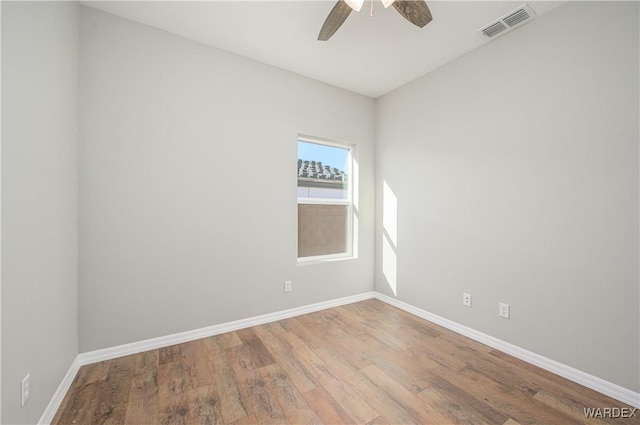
297, 136, 356, 264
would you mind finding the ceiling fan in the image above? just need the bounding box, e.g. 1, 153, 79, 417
318, 0, 433, 41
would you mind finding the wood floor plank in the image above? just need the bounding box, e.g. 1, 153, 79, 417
302, 386, 357, 425
363, 346, 434, 394
186, 385, 224, 425
406, 339, 468, 371
75, 361, 111, 387
314, 347, 419, 424
201, 337, 248, 423
52, 300, 635, 425
278, 317, 324, 350
533, 389, 612, 425
52, 361, 110, 424
335, 304, 410, 350
52, 381, 101, 425
265, 320, 289, 336
225, 343, 288, 425
447, 350, 541, 396
160, 345, 183, 365
280, 331, 380, 424
359, 364, 454, 424
253, 324, 317, 393
124, 380, 145, 425
418, 385, 492, 425
454, 345, 634, 424
158, 359, 190, 425
92, 355, 135, 425
346, 302, 472, 373
258, 364, 323, 425
410, 358, 510, 425
391, 342, 454, 378
366, 416, 389, 425
219, 331, 242, 349
434, 327, 494, 355
451, 362, 511, 394
441, 365, 586, 425
231, 413, 258, 425
489, 349, 638, 414
235, 328, 276, 368
322, 306, 371, 338
361, 299, 442, 338
294, 313, 372, 370
339, 303, 419, 351
181, 340, 214, 389
124, 350, 159, 425
417, 376, 509, 425
408, 362, 516, 424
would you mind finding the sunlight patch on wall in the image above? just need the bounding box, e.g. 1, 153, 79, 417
382, 235, 397, 295
382, 180, 398, 295
383, 181, 398, 246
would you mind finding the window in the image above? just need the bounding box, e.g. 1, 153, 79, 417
297, 137, 354, 262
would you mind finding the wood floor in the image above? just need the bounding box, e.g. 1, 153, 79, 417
52, 299, 637, 425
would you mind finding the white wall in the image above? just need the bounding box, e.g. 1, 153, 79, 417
376, 1, 639, 392
78, 6, 375, 352
1, 2, 79, 423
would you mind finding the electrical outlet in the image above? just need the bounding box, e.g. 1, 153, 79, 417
21, 374, 31, 407
284, 280, 292, 293
499, 303, 510, 319
462, 293, 472, 307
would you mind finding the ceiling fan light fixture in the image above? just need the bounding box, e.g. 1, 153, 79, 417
318, 0, 432, 41
344, 0, 364, 12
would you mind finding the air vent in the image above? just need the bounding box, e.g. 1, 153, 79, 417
479, 4, 536, 39
503, 8, 531, 27
482, 22, 507, 38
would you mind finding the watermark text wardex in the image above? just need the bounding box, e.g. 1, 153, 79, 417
583, 407, 637, 419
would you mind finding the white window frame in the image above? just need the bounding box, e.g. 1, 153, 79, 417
297, 135, 356, 264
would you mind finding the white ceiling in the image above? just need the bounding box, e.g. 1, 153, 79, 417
82, 1, 567, 98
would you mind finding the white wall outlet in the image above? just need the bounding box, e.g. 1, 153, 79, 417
499, 303, 510, 319
284, 280, 292, 293
463, 293, 472, 307
21, 374, 31, 407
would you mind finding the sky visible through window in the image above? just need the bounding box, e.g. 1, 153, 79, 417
298, 141, 349, 173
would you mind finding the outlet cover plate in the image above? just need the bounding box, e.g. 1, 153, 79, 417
499, 303, 510, 319
463, 293, 472, 307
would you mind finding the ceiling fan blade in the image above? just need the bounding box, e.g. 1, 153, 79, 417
318, 1, 353, 41
392, 0, 433, 28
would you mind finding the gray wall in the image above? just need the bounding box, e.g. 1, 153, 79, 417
375, 1, 639, 392
1, 2, 79, 424
78, 7, 376, 352
2, 4, 637, 423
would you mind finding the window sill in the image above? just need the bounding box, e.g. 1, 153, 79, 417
297, 253, 357, 266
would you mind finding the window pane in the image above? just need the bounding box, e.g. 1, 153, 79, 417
298, 141, 348, 200
298, 204, 348, 258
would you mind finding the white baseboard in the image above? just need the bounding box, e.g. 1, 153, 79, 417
38, 291, 376, 424
78, 291, 376, 366
38, 356, 81, 425
373, 292, 640, 409
39, 289, 639, 424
